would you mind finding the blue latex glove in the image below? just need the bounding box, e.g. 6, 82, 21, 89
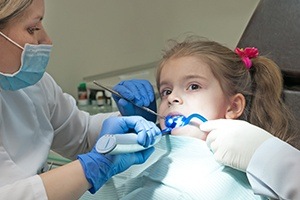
113, 79, 157, 123
78, 116, 161, 193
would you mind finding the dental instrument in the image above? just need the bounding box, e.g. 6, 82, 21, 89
96, 113, 207, 155
93, 81, 165, 119
162, 113, 208, 134
93, 81, 207, 155
96, 133, 162, 155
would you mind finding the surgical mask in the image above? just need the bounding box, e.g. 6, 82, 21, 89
0, 31, 52, 91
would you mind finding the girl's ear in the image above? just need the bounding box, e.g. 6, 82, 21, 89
225, 93, 245, 119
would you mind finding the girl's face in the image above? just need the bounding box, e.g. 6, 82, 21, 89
0, 0, 51, 74
158, 56, 231, 140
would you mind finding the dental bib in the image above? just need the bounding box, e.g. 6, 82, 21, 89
86, 135, 266, 200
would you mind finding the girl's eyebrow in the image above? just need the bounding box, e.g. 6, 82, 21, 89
182, 74, 208, 82
159, 74, 208, 88
159, 81, 169, 89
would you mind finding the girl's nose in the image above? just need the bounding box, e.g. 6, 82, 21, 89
167, 91, 183, 106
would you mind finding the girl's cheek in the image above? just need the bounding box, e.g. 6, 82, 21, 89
159, 118, 166, 130
171, 125, 206, 140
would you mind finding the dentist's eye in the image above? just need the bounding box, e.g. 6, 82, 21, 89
27, 26, 40, 34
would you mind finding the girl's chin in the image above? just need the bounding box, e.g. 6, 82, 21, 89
171, 125, 207, 140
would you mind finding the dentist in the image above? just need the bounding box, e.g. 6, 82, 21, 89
0, 0, 160, 199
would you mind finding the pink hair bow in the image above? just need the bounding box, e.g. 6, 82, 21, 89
234, 47, 259, 69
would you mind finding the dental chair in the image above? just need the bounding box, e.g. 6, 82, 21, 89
237, 0, 300, 134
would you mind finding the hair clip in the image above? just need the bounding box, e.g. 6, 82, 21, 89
234, 47, 259, 69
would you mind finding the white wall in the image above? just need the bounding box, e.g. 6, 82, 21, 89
44, 0, 259, 98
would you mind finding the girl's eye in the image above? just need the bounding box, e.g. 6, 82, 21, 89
160, 89, 172, 97
27, 26, 40, 34
187, 84, 200, 91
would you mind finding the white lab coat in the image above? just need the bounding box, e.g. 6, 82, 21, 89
0, 73, 118, 199
247, 137, 300, 200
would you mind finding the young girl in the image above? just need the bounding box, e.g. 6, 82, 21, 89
157, 36, 298, 147
101, 36, 297, 199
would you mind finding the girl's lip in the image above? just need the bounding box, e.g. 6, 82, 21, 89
166, 112, 184, 117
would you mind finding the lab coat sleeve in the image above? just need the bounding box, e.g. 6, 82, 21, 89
42, 73, 119, 160
0, 175, 47, 200
246, 137, 300, 200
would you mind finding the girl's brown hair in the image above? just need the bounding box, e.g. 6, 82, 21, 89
156, 36, 299, 148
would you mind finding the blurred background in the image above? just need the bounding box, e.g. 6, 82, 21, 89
44, 0, 259, 98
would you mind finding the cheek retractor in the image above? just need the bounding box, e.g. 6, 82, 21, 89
162, 113, 208, 134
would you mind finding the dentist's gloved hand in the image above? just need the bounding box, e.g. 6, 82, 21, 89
113, 79, 157, 123
200, 119, 273, 172
78, 116, 161, 193
98, 116, 161, 146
